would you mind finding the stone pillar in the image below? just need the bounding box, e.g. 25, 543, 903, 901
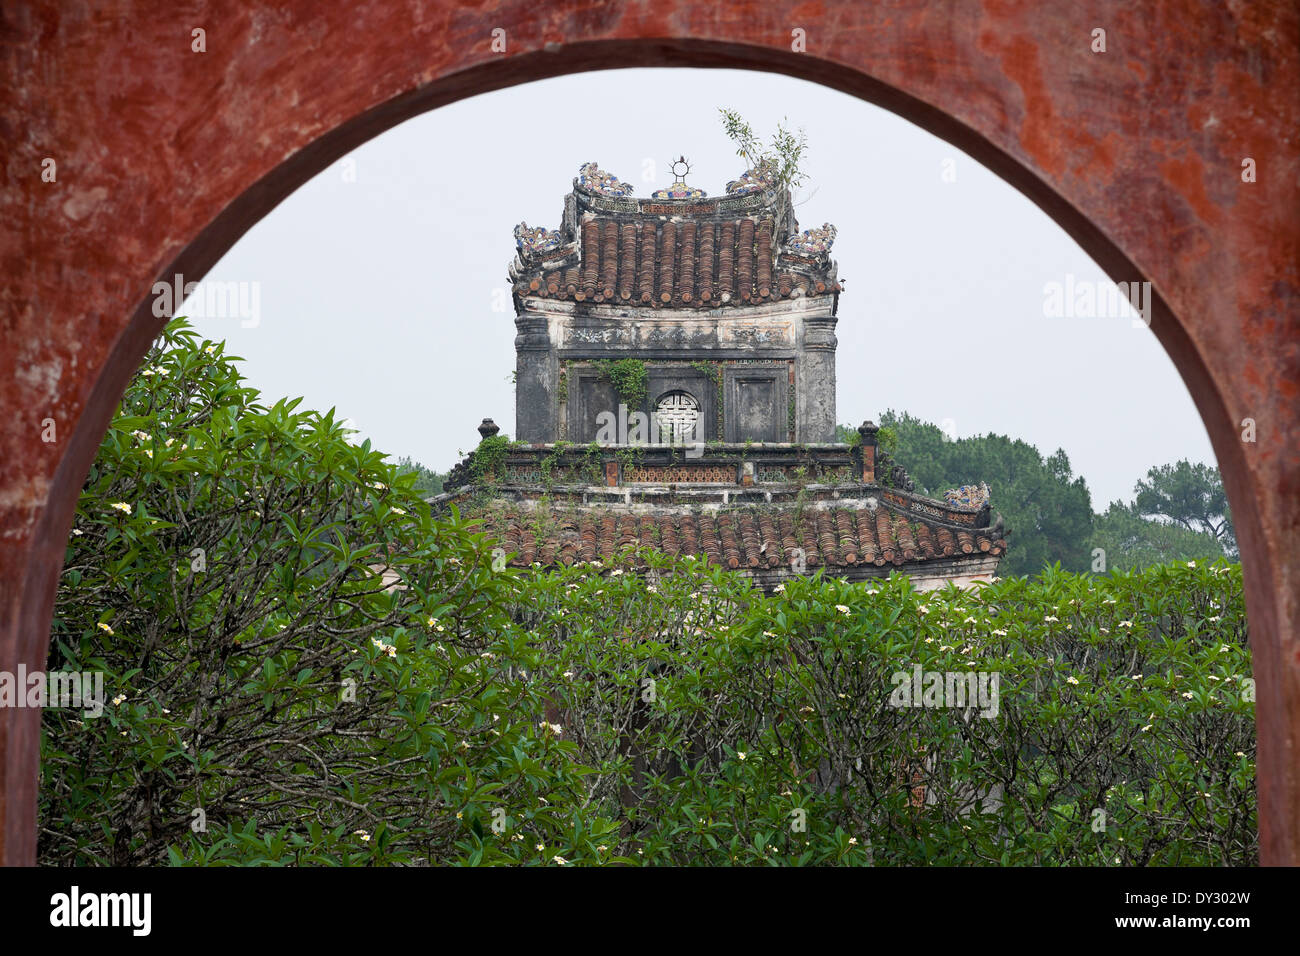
858, 420, 878, 483
799, 311, 838, 442
514, 310, 556, 442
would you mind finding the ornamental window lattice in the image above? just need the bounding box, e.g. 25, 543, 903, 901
655, 390, 700, 442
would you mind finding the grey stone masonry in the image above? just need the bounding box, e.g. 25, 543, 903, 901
510, 176, 841, 445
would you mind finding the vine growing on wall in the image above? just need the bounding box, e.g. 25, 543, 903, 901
596, 358, 648, 411
472, 434, 516, 484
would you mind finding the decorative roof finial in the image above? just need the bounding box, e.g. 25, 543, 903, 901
652, 155, 707, 199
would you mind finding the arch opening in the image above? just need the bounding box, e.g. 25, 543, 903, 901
5, 31, 1293, 866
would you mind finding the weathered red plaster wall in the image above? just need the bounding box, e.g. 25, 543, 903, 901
1, 1, 1296, 864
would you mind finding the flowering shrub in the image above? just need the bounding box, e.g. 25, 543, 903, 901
41, 322, 1255, 865
504, 556, 1254, 866
41, 322, 611, 865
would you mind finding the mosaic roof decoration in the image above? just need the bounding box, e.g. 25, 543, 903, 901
785, 222, 838, 255
652, 156, 708, 199
652, 182, 708, 199
514, 221, 562, 256
944, 482, 991, 510
577, 161, 635, 197
726, 161, 777, 195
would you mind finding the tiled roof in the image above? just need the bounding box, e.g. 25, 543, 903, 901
477, 504, 1006, 571
513, 215, 840, 308
511, 164, 841, 310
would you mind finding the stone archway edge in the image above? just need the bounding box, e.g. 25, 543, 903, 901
1, 3, 1295, 865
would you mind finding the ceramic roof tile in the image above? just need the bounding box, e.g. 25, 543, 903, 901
485, 505, 1006, 573
519, 209, 834, 309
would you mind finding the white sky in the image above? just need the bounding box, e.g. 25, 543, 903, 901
184, 68, 1216, 509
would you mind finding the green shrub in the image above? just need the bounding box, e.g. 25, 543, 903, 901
504, 555, 1254, 866
41, 321, 607, 866
42, 322, 1255, 866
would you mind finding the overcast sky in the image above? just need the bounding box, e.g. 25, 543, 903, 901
184, 68, 1216, 509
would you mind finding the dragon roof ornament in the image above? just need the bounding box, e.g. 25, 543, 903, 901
725, 161, 778, 195
513, 222, 562, 256
944, 482, 991, 510
785, 222, 838, 255
577, 161, 635, 197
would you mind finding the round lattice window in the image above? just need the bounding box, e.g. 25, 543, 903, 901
655, 391, 700, 442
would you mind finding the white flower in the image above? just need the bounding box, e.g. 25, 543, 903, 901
1119, 620, 1134, 628
131, 429, 150, 441
773, 583, 786, 593
1066, 677, 1079, 685
1187, 561, 1196, 568
98, 622, 115, 635
109, 502, 132, 515
562, 671, 574, 679
1181, 691, 1194, 699
390, 507, 407, 516
535, 843, 545, 852
847, 837, 858, 846
354, 830, 371, 842
71, 528, 84, 536
111, 694, 127, 706
1140, 724, 1153, 732
1044, 615, 1059, 623
597, 845, 608, 853
866, 588, 879, 595
835, 605, 850, 614
963, 617, 977, 624
736, 751, 747, 761
551, 855, 569, 865
992, 628, 1007, 636
1235, 751, 1246, 758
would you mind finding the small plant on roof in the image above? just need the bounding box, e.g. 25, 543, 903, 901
718, 108, 810, 194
